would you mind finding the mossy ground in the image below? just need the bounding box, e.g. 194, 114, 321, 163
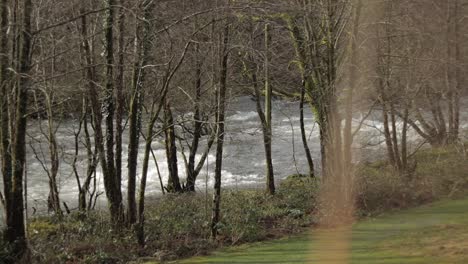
179, 198, 468, 263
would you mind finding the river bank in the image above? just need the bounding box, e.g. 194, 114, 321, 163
2, 145, 466, 263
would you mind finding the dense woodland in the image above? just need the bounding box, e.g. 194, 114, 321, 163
0, 0, 467, 263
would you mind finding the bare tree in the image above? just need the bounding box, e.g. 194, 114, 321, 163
263, 23, 275, 194
1, 0, 33, 259
115, 0, 126, 212
30, 35, 64, 216
164, 101, 182, 193
0, 0, 11, 229
127, 0, 154, 225
184, 40, 217, 192
136, 36, 193, 245
79, 3, 123, 225
71, 98, 99, 212
285, 0, 349, 178
241, 19, 275, 193
101, 0, 124, 225
211, 18, 230, 240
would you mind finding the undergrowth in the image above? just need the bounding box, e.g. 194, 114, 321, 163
4, 144, 466, 263
26, 177, 318, 263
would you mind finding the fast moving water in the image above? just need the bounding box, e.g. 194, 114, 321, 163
1, 96, 455, 214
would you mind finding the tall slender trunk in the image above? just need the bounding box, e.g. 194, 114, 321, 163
247, 58, 276, 189
264, 23, 275, 195
211, 22, 229, 239
127, 3, 144, 225
115, 0, 125, 199
137, 38, 189, 243
4, 0, 33, 258
452, 0, 460, 142
73, 100, 86, 212
445, 0, 455, 142
102, 0, 123, 224
285, 17, 315, 178
319, 118, 328, 178
83, 114, 98, 211
80, 8, 105, 204
390, 103, 402, 171
299, 80, 315, 178
45, 92, 62, 216
41, 41, 62, 215
129, 1, 154, 228
137, 103, 161, 245
126, 73, 140, 224
73, 98, 98, 213
401, 106, 409, 170
0, 0, 12, 238
186, 44, 203, 192
343, 0, 362, 174
379, 3, 397, 168
80, 5, 122, 224
137, 102, 161, 245
164, 101, 182, 193
381, 101, 396, 166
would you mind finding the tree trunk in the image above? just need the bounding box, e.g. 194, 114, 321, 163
83, 114, 98, 211
137, 110, 159, 245
45, 92, 62, 216
401, 106, 409, 171
390, 103, 402, 171
115, 0, 125, 204
285, 17, 315, 178
126, 82, 140, 223
382, 102, 396, 166
137, 36, 189, 243
186, 43, 203, 192
102, 0, 123, 225
72, 98, 98, 213
80, 5, 122, 225
318, 118, 328, 178
343, 0, 362, 175
0, 0, 12, 243
129, 1, 154, 241
211, 22, 230, 240
164, 101, 182, 193
452, 0, 461, 142
299, 80, 315, 178
3, 0, 33, 258
127, 1, 151, 225
264, 23, 275, 195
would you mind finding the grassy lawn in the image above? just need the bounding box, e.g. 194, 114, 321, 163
176, 198, 468, 263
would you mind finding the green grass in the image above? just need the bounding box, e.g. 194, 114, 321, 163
176, 198, 468, 264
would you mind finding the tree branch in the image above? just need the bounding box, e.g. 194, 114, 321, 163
34, 8, 108, 35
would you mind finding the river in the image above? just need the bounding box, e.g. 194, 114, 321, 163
2, 95, 458, 216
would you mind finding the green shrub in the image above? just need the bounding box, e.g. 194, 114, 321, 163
221, 191, 267, 243
27, 181, 320, 262
355, 144, 468, 216
278, 174, 319, 213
